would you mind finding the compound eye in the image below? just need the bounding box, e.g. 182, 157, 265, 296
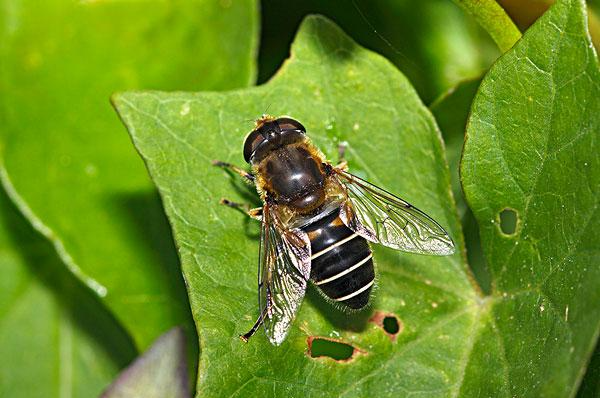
276, 117, 305, 133
243, 130, 264, 163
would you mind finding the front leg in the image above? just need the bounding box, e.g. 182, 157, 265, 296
335, 141, 349, 171
212, 160, 254, 183
219, 198, 262, 220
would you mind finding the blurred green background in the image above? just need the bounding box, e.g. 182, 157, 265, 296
259, 0, 498, 103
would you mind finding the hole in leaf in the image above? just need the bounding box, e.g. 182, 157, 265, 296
383, 316, 400, 334
369, 311, 403, 341
307, 337, 362, 362
499, 208, 518, 235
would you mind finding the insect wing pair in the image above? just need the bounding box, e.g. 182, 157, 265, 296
259, 167, 454, 345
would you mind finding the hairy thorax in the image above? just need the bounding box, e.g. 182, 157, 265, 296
255, 142, 328, 213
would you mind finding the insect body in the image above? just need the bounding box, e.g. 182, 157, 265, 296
303, 207, 374, 309
214, 115, 454, 345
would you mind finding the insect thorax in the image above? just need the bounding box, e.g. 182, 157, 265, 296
255, 141, 330, 213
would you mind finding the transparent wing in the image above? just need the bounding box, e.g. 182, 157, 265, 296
334, 169, 455, 255
258, 204, 311, 345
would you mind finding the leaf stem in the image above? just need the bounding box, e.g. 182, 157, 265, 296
452, 0, 522, 53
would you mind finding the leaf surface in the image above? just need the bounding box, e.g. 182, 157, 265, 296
0, 0, 258, 350
115, 0, 599, 394
451, 0, 522, 52
0, 190, 135, 398
461, 0, 600, 395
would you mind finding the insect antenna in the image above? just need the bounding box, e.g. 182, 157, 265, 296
263, 103, 272, 117
351, 0, 422, 73
240, 306, 268, 342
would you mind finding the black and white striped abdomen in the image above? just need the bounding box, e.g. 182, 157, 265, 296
302, 208, 374, 309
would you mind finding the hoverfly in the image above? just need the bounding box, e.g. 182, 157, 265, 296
213, 115, 454, 345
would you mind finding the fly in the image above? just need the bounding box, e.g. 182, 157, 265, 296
213, 115, 454, 345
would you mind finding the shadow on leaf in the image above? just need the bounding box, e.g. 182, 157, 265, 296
0, 188, 137, 369
110, 190, 199, 375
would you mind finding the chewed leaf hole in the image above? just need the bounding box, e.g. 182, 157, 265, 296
498, 208, 518, 236
383, 316, 400, 334
307, 336, 363, 362
369, 311, 403, 341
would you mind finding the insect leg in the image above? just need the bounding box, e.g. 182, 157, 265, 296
240, 306, 268, 342
335, 142, 349, 171
338, 141, 348, 163
247, 207, 263, 220
219, 199, 262, 220
212, 160, 254, 183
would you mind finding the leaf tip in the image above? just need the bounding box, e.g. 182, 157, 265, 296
293, 13, 357, 59
110, 91, 132, 115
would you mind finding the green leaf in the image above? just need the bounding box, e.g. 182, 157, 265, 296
115, 14, 478, 396
461, 0, 600, 396
0, 0, 258, 351
451, 0, 522, 52
100, 328, 189, 398
115, 0, 599, 394
0, 189, 135, 397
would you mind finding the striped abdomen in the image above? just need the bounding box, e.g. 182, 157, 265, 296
302, 208, 374, 309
